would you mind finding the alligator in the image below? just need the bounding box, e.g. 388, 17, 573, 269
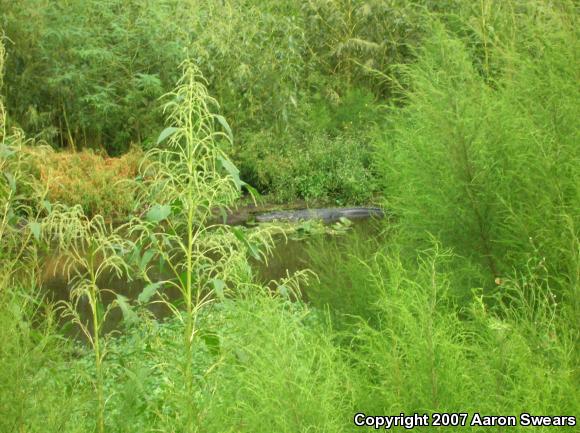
253, 207, 384, 224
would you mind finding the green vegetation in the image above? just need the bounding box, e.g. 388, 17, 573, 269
1, 1, 578, 432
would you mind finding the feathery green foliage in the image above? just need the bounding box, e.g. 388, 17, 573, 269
42, 205, 133, 433
377, 5, 579, 302
350, 243, 577, 428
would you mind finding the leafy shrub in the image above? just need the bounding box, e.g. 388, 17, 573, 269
2, 0, 430, 206
65, 293, 350, 433
345, 244, 578, 428
239, 130, 377, 204
15, 241, 574, 433
199, 295, 351, 433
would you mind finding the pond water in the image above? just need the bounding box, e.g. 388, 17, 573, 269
40, 215, 383, 336
252, 220, 382, 287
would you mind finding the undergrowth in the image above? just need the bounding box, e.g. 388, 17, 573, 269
3, 239, 577, 432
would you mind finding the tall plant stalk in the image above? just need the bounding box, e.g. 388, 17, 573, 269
129, 60, 275, 431
44, 206, 132, 433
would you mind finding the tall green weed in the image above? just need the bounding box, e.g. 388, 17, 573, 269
0, 283, 92, 433
308, 240, 578, 431
377, 7, 579, 303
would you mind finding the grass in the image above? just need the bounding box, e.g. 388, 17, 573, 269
3, 238, 577, 432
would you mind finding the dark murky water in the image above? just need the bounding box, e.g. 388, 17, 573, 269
252, 220, 381, 284
41, 217, 383, 336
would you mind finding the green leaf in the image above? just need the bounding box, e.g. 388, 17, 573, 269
96, 299, 105, 328
156, 127, 179, 145
211, 278, 226, 301
241, 181, 260, 198
215, 115, 233, 142
140, 250, 156, 272
178, 271, 188, 289
171, 197, 183, 214
116, 294, 138, 325
4, 172, 16, 192
217, 156, 258, 196
138, 282, 164, 303
217, 156, 242, 190
41, 200, 52, 213
200, 331, 221, 355
145, 204, 171, 223
232, 226, 246, 243
248, 243, 261, 261
130, 244, 142, 268
28, 222, 41, 242
6, 208, 15, 225
0, 144, 16, 158
232, 227, 261, 261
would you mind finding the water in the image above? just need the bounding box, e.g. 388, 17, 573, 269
252, 220, 381, 284
41, 217, 383, 336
